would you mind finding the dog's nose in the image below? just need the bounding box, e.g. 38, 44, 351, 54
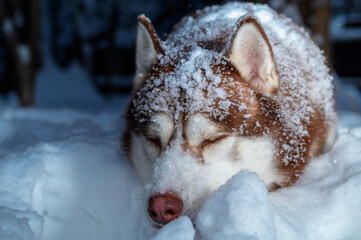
147, 193, 183, 225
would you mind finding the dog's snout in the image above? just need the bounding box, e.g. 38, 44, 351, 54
147, 192, 183, 225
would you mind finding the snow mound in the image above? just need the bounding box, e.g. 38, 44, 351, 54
0, 207, 43, 240
0, 107, 142, 240
196, 171, 276, 240
151, 216, 195, 240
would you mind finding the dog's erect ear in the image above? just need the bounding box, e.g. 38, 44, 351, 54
225, 16, 279, 94
135, 15, 164, 91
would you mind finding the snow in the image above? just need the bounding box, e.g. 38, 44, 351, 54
197, 171, 277, 240
151, 217, 195, 240
0, 207, 43, 240
0, 105, 143, 240
0, 1, 361, 240
34, 51, 128, 110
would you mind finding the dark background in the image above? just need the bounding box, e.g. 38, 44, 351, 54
0, 0, 360, 106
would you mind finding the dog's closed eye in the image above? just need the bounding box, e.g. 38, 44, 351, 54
145, 136, 161, 147
201, 135, 229, 149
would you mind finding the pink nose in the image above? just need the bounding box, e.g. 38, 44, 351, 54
147, 193, 183, 225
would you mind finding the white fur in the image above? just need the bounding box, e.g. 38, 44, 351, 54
148, 113, 174, 148
202, 135, 279, 186
131, 133, 152, 182
202, 136, 236, 164
228, 22, 278, 93
185, 115, 219, 146
235, 137, 279, 186
135, 22, 159, 91
132, 114, 174, 182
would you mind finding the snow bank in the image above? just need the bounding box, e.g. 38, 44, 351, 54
0, 207, 43, 240
151, 216, 195, 240
0, 107, 142, 240
197, 171, 276, 240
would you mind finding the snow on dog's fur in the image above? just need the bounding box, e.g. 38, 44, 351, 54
123, 2, 336, 227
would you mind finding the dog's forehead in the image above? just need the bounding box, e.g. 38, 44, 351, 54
148, 112, 218, 135
148, 113, 174, 131
132, 50, 258, 125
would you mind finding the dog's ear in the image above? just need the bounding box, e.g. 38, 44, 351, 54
225, 16, 279, 94
135, 15, 164, 91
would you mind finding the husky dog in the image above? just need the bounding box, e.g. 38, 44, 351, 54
123, 2, 336, 227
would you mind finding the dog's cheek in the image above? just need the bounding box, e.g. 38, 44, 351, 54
202, 137, 236, 164
144, 141, 161, 163
130, 133, 154, 182
234, 137, 280, 186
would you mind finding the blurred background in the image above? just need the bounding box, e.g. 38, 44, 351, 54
0, 0, 360, 110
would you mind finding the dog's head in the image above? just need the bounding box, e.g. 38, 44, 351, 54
123, 14, 282, 227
